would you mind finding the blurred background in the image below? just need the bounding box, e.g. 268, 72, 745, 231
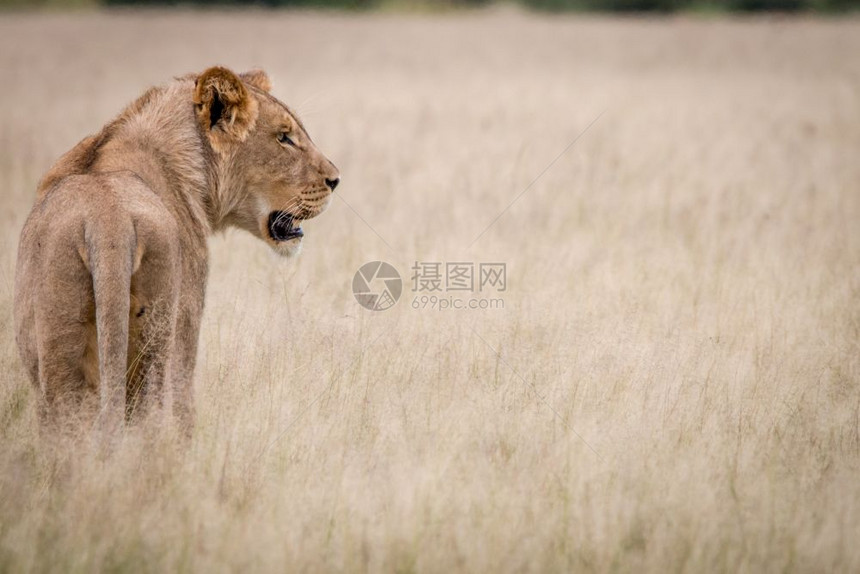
1, 0, 858, 13
1, 0, 858, 570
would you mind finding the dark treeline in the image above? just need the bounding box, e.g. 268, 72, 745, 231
520, 0, 856, 9
11, 0, 860, 11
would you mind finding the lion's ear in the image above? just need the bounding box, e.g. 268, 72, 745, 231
240, 69, 272, 92
194, 66, 258, 148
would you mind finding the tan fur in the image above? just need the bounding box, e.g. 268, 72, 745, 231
14, 66, 339, 434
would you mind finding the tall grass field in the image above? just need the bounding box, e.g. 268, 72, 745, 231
0, 9, 859, 572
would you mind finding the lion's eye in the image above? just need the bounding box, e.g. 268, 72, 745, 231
277, 132, 296, 147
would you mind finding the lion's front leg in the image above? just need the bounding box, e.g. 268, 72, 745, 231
126, 289, 179, 421
169, 301, 204, 436
125, 219, 181, 423
168, 258, 207, 437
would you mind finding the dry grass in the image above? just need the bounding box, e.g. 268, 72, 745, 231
1, 8, 860, 572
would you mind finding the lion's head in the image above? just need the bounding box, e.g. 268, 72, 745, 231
193, 66, 340, 257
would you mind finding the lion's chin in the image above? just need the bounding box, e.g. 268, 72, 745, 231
269, 236, 303, 257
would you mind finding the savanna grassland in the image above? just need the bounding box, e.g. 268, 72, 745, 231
1, 8, 859, 572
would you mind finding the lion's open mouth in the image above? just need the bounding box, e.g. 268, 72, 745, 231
267, 211, 304, 242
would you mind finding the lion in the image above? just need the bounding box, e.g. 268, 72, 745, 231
13, 66, 339, 434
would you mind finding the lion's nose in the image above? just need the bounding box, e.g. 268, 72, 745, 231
325, 177, 340, 192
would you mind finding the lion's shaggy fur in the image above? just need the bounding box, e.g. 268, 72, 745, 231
14, 66, 339, 433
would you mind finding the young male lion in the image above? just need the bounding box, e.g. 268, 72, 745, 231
14, 66, 339, 434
